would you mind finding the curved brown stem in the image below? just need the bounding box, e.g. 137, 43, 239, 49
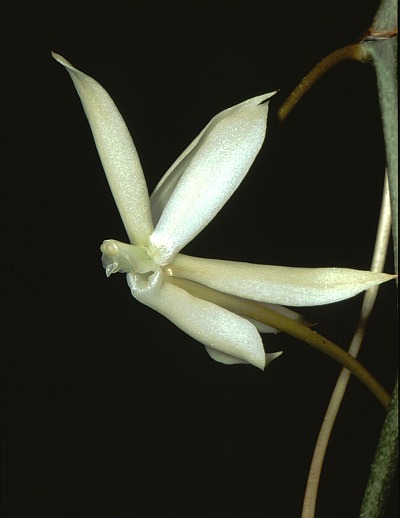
278, 44, 369, 122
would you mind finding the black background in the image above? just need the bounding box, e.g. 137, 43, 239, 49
3, 2, 397, 517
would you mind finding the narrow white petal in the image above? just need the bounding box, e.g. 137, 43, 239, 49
149, 92, 276, 265
169, 254, 395, 306
52, 53, 153, 245
150, 92, 275, 224
126, 274, 266, 369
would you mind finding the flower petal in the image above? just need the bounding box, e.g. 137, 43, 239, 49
149, 92, 276, 265
126, 274, 267, 369
52, 53, 153, 245
204, 346, 282, 367
150, 92, 275, 225
169, 254, 395, 306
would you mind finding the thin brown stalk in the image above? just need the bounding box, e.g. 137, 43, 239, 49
278, 44, 368, 122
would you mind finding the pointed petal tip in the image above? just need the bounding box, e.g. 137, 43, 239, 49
372, 272, 397, 286
260, 90, 279, 102
52, 52, 78, 75
265, 351, 283, 368
51, 52, 70, 67
243, 90, 278, 109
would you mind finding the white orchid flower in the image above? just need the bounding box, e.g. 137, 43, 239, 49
53, 53, 394, 370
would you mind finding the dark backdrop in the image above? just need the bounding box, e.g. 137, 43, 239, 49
3, 2, 397, 517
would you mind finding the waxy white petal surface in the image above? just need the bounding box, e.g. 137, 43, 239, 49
149, 93, 275, 265
127, 274, 266, 369
169, 254, 395, 306
150, 92, 275, 224
52, 53, 153, 245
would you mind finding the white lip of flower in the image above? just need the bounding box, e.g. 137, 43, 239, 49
53, 52, 394, 370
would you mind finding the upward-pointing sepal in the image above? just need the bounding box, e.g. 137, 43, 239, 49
149, 92, 276, 266
52, 53, 154, 246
